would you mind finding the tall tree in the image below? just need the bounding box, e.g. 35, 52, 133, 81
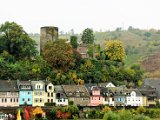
43, 39, 75, 72
70, 36, 78, 48
0, 21, 37, 59
105, 40, 126, 62
81, 28, 94, 44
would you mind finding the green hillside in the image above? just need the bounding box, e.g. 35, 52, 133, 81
29, 28, 160, 72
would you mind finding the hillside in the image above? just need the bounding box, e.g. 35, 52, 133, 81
29, 28, 160, 76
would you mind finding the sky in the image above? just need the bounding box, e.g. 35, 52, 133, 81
0, 0, 160, 33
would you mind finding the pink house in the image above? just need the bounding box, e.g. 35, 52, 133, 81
89, 87, 103, 106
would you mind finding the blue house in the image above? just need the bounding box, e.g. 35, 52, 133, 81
17, 80, 33, 106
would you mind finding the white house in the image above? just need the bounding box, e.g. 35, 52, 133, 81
54, 86, 68, 106
126, 89, 143, 106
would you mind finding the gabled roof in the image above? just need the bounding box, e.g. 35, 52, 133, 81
125, 89, 142, 96
31, 81, 45, 91
17, 80, 32, 91
144, 78, 160, 98
63, 85, 90, 97
54, 85, 67, 99
0, 80, 18, 92
98, 82, 116, 88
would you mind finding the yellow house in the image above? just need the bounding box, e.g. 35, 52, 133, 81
31, 81, 45, 106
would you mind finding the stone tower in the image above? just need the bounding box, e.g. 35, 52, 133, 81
40, 26, 58, 53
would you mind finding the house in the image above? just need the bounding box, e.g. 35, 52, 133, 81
101, 87, 114, 106
125, 89, 143, 106
0, 80, 19, 107
143, 78, 160, 102
31, 81, 45, 106
54, 85, 68, 106
98, 82, 116, 88
109, 86, 126, 106
139, 85, 157, 106
63, 85, 90, 106
17, 80, 33, 106
89, 87, 103, 106
45, 82, 56, 103
77, 44, 89, 58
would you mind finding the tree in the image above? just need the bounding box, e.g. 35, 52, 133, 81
0, 21, 37, 59
105, 40, 126, 62
70, 36, 78, 48
81, 28, 94, 44
43, 39, 75, 72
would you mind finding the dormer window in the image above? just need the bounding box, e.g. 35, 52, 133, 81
49, 86, 52, 90
36, 84, 42, 89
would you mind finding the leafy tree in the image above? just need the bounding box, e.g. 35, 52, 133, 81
103, 111, 120, 120
81, 28, 94, 44
0, 21, 37, 59
105, 40, 126, 62
43, 39, 75, 72
70, 36, 78, 48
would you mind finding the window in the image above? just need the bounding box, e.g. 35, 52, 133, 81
99, 97, 100, 100
49, 86, 52, 90
48, 93, 50, 97
51, 99, 53, 103
2, 98, 3, 102
51, 93, 53, 97
40, 98, 42, 103
17, 98, 18, 102
35, 98, 38, 103
22, 98, 25, 101
14, 98, 15, 102
40, 92, 42, 96
5, 98, 7, 102
28, 92, 30, 94
28, 98, 30, 102
63, 98, 65, 102
48, 99, 50, 102
10, 98, 12, 102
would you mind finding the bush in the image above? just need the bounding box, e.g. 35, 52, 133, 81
119, 109, 132, 120
146, 108, 160, 118
133, 114, 150, 120
45, 102, 56, 106
137, 106, 146, 114
103, 111, 120, 120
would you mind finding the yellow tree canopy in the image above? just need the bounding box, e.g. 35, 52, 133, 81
105, 40, 126, 62
32, 107, 45, 115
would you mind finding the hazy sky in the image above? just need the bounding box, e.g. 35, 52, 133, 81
0, 0, 160, 33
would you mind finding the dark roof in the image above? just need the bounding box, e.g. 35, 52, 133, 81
31, 81, 45, 91
144, 78, 160, 98
0, 80, 18, 92
125, 89, 142, 96
17, 80, 32, 91
54, 85, 67, 99
63, 85, 90, 97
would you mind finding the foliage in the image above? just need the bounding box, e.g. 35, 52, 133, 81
145, 108, 160, 118
105, 40, 126, 62
70, 35, 78, 48
133, 114, 150, 120
81, 28, 94, 44
137, 106, 146, 114
102, 106, 111, 113
43, 39, 75, 72
103, 111, 120, 120
0, 21, 37, 60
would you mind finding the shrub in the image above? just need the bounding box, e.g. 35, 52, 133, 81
118, 109, 132, 120
133, 114, 150, 120
137, 106, 146, 114
146, 108, 160, 118
103, 111, 120, 120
